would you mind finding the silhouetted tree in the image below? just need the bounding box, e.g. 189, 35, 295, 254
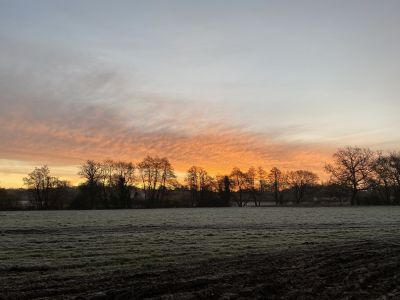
138, 156, 176, 207
246, 166, 258, 206
389, 152, 400, 203
185, 166, 199, 207
325, 147, 375, 205
287, 170, 319, 204
216, 175, 231, 206
99, 159, 115, 208
12, 147, 400, 211
186, 166, 200, 206
49, 179, 71, 209
371, 153, 393, 204
23, 165, 68, 209
257, 166, 268, 206
230, 167, 247, 207
78, 160, 102, 209
111, 161, 135, 208
158, 158, 177, 204
267, 167, 286, 206
185, 166, 215, 206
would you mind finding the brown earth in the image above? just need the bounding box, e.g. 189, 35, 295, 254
1, 239, 400, 300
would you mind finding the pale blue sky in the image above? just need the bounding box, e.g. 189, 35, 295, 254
1, 0, 400, 186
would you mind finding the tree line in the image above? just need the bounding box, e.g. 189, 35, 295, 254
74, 156, 177, 209
1, 146, 399, 210
325, 147, 400, 205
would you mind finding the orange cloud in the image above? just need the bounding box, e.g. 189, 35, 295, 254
0, 96, 334, 188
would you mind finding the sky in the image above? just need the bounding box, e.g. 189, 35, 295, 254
1, 0, 400, 188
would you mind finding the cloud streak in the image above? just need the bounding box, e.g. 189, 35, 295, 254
0, 86, 333, 185
0, 36, 335, 188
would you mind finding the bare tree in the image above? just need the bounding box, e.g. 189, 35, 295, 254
112, 161, 136, 208
23, 165, 50, 209
371, 153, 393, 204
99, 159, 116, 208
287, 170, 319, 204
389, 152, 400, 203
137, 156, 176, 207
185, 166, 215, 207
185, 166, 199, 207
267, 167, 287, 206
216, 175, 231, 206
257, 166, 268, 206
246, 166, 258, 206
138, 156, 154, 206
230, 167, 247, 207
23, 165, 67, 209
325, 147, 375, 205
78, 160, 103, 209
158, 157, 177, 203
49, 179, 71, 209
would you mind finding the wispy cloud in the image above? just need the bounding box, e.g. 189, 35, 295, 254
0, 37, 335, 187
0, 84, 333, 180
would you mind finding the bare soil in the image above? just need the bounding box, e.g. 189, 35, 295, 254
2, 239, 400, 300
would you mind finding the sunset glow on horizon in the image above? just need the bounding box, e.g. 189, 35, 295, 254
1, 0, 400, 188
